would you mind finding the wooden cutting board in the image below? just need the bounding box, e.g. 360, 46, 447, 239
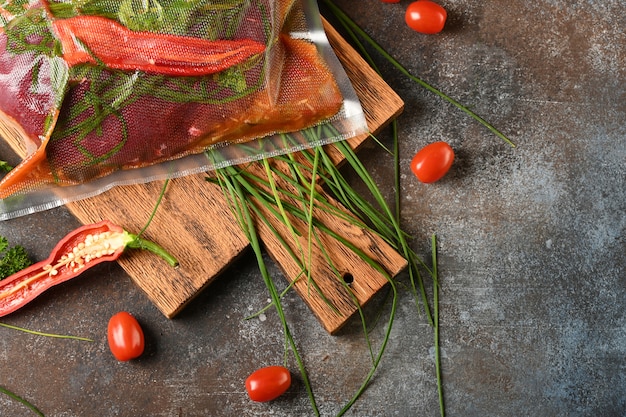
1, 19, 406, 334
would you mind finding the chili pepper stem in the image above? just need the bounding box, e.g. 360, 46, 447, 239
0, 222, 177, 318
124, 232, 179, 267
0, 229, 177, 302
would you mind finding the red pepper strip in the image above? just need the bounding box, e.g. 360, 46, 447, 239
51, 15, 266, 76
0, 220, 178, 317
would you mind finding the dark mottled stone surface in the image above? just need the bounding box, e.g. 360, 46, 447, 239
0, 1, 624, 416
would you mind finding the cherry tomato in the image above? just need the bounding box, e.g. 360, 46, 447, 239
405, 1, 447, 34
410, 141, 455, 183
107, 311, 145, 361
245, 366, 291, 402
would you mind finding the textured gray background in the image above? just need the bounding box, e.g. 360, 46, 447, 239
1, 0, 624, 416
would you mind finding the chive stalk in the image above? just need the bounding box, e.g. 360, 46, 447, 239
0, 322, 93, 341
210, 132, 436, 415
0, 385, 45, 416
432, 234, 445, 417
321, 0, 516, 148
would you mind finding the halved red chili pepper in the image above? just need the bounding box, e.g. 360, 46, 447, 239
0, 220, 178, 317
50, 15, 266, 76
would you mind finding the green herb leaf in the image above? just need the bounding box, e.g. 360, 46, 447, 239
118, 0, 165, 32
0, 236, 33, 280
0, 161, 13, 173
217, 66, 248, 93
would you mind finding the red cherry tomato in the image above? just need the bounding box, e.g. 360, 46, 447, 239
405, 1, 447, 34
245, 366, 291, 402
410, 141, 455, 183
107, 311, 145, 361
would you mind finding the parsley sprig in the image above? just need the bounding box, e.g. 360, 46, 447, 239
0, 160, 12, 173
0, 236, 32, 279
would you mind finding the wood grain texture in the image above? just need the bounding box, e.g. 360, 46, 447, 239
323, 19, 404, 164
0, 19, 405, 331
66, 176, 249, 316
245, 156, 407, 334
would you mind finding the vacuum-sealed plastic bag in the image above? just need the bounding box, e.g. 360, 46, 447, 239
0, 0, 367, 219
